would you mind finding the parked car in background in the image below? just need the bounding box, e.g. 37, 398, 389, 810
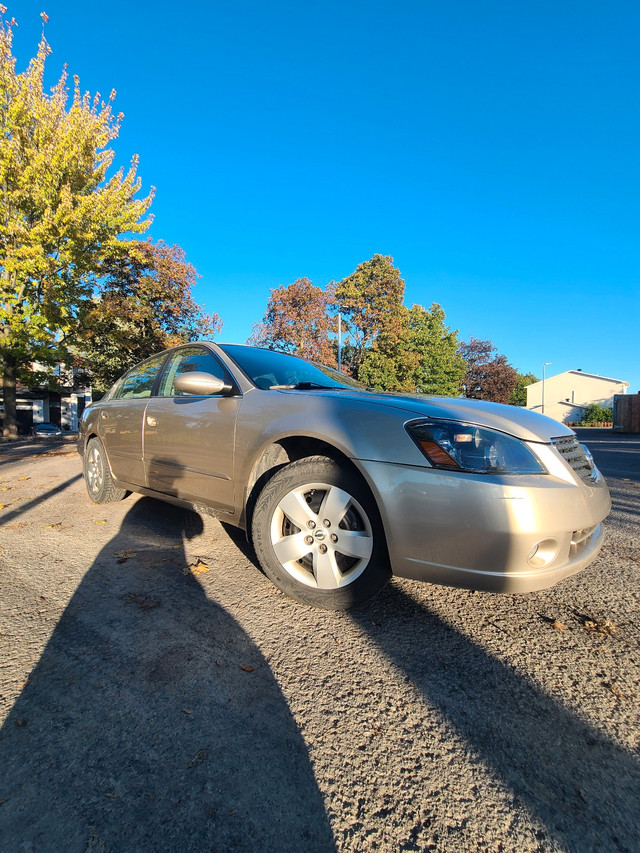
78, 343, 611, 610
33, 422, 62, 438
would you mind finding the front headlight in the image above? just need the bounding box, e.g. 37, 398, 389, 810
405, 419, 547, 475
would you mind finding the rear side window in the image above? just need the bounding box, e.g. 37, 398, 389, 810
113, 353, 166, 400
158, 346, 232, 397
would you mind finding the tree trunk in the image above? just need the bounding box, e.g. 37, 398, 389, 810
2, 354, 18, 439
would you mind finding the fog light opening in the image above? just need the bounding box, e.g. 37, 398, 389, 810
527, 538, 559, 569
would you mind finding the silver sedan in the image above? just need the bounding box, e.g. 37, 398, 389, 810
78, 343, 611, 609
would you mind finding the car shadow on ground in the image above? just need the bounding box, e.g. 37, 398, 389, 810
226, 484, 640, 850
0, 498, 335, 853
229, 485, 640, 850
349, 580, 640, 852
0, 473, 82, 528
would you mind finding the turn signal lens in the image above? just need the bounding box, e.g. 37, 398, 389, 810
417, 440, 459, 468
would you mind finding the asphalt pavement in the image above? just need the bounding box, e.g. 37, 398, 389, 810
0, 433, 638, 852
574, 428, 640, 481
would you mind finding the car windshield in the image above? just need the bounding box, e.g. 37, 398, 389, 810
219, 345, 365, 391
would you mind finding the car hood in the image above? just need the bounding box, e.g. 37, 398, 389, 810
304, 389, 573, 443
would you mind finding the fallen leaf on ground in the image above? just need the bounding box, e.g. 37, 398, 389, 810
182, 558, 209, 576
604, 681, 626, 699
44, 522, 62, 529
181, 708, 194, 715
17, 477, 30, 481
95, 519, 107, 525
240, 665, 256, 672
584, 619, 617, 635
115, 549, 137, 563
186, 749, 209, 768
16, 718, 26, 727
552, 620, 567, 631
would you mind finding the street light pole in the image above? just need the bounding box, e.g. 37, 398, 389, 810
542, 362, 551, 414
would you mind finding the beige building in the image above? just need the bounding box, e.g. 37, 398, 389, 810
526, 370, 629, 424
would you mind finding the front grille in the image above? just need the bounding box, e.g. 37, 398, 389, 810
551, 435, 595, 481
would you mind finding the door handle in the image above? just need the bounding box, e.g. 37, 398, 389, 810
146, 415, 158, 428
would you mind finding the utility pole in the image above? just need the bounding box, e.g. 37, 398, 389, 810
542, 362, 551, 414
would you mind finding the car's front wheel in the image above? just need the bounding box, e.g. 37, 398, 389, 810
252, 456, 391, 609
83, 437, 128, 504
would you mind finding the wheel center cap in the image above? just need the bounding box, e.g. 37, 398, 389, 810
314, 530, 326, 541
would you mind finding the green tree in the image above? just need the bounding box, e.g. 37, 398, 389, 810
333, 256, 465, 394
77, 240, 221, 392
403, 303, 466, 395
335, 254, 406, 378
249, 277, 336, 365
580, 403, 613, 425
509, 372, 539, 407
357, 322, 417, 392
357, 303, 465, 395
459, 337, 519, 404
0, 13, 153, 436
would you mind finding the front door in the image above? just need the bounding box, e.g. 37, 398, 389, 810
143, 346, 241, 513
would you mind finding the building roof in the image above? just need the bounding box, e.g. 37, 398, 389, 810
526, 370, 629, 389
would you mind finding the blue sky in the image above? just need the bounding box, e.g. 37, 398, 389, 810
11, 0, 640, 392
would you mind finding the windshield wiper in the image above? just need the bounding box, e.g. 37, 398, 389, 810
268, 382, 336, 390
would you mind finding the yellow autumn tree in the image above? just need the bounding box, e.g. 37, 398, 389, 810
0, 11, 153, 436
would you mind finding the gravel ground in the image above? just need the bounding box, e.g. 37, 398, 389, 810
0, 439, 638, 852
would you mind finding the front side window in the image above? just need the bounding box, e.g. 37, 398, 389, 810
113, 353, 166, 400
158, 346, 232, 397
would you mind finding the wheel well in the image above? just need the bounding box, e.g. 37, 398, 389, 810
243, 437, 364, 532
81, 431, 98, 454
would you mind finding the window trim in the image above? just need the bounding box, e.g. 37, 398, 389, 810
156, 344, 240, 399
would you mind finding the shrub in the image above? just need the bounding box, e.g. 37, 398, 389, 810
580, 403, 613, 425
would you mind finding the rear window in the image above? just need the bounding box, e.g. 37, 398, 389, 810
112, 352, 166, 400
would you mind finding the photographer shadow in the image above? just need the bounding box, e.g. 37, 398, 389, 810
0, 497, 335, 852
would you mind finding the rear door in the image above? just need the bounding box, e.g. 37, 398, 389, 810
143, 346, 241, 512
99, 353, 167, 485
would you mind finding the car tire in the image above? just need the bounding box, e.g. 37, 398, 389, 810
83, 437, 128, 504
252, 456, 391, 610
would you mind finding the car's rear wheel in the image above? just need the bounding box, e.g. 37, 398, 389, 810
252, 456, 391, 609
83, 437, 128, 504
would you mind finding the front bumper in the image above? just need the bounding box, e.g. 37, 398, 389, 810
356, 460, 611, 593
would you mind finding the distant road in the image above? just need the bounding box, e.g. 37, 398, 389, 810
574, 428, 640, 481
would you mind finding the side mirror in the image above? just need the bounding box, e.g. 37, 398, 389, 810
173, 371, 232, 396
